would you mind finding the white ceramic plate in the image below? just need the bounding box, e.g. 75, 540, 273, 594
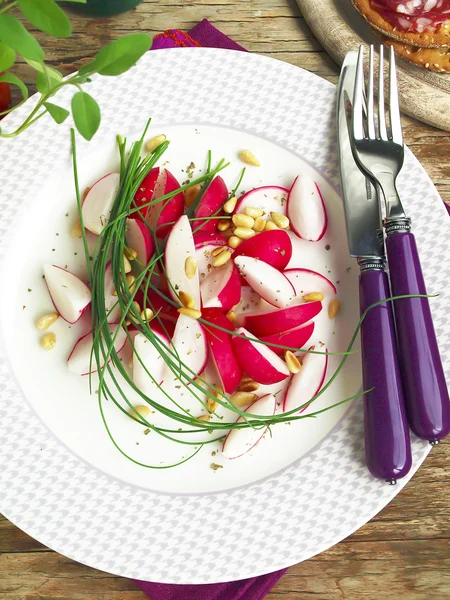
0, 48, 448, 584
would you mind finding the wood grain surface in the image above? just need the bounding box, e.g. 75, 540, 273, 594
1, 1, 450, 599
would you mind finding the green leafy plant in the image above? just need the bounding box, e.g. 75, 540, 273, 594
0, 0, 151, 139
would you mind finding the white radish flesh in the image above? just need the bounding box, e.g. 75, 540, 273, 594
82, 173, 120, 235
44, 264, 91, 324
67, 324, 127, 376
133, 330, 169, 394
234, 256, 295, 308
201, 260, 241, 311
104, 262, 121, 324
234, 186, 288, 216
126, 218, 154, 266
287, 174, 327, 242
284, 268, 336, 298
283, 346, 328, 413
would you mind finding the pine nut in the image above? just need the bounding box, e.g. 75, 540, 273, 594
211, 246, 226, 257
140, 308, 154, 321
245, 206, 264, 218
223, 196, 237, 213
234, 227, 255, 240
253, 217, 266, 232
212, 249, 232, 267
126, 274, 137, 293
239, 149, 260, 167
303, 292, 324, 302
179, 290, 195, 309
125, 247, 138, 261
184, 256, 197, 279
123, 255, 132, 274
184, 184, 201, 208
72, 219, 82, 238
221, 228, 235, 239
131, 300, 141, 316
36, 313, 59, 331
285, 350, 301, 374
112, 288, 118, 296
130, 404, 150, 419
226, 310, 237, 326
207, 399, 219, 412
240, 374, 253, 384
178, 307, 202, 319
232, 213, 254, 229
40, 332, 56, 350
217, 219, 232, 232
197, 414, 211, 422
264, 220, 279, 231
83, 187, 91, 201
228, 235, 243, 248
230, 391, 257, 407
328, 299, 341, 319
239, 380, 260, 392
271, 212, 290, 229
145, 134, 166, 153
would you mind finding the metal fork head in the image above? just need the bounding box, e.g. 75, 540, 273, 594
351, 44, 406, 221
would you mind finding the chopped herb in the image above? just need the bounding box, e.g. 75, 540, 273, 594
27, 288, 32, 292
325, 245, 330, 250
144, 428, 150, 435
210, 463, 223, 471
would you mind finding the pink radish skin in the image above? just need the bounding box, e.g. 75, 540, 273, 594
194, 231, 227, 249
234, 256, 295, 309
287, 175, 327, 242
134, 167, 160, 219
222, 394, 276, 459
283, 346, 328, 413
284, 268, 336, 297
234, 186, 289, 216
242, 301, 322, 337
146, 169, 185, 238
201, 260, 241, 312
125, 218, 154, 266
133, 330, 170, 393
82, 172, 120, 235
165, 215, 201, 309
44, 264, 91, 324
104, 262, 121, 324
233, 230, 292, 271
68, 324, 127, 376
232, 327, 290, 385
194, 176, 229, 233
202, 308, 242, 394
260, 321, 315, 356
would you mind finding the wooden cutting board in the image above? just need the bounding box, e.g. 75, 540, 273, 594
297, 0, 450, 132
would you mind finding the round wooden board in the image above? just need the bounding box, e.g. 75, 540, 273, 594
297, 0, 450, 131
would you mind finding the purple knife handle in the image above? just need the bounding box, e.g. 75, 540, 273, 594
386, 231, 450, 442
359, 266, 412, 482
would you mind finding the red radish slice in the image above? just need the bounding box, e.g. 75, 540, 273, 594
194, 176, 228, 233
283, 346, 328, 413
222, 394, 276, 459
202, 308, 242, 393
134, 167, 160, 219
234, 256, 295, 309
82, 172, 120, 235
232, 327, 290, 384
201, 261, 241, 311
284, 268, 336, 297
125, 218, 154, 266
104, 262, 121, 324
133, 329, 169, 393
287, 175, 327, 242
242, 301, 322, 337
68, 324, 126, 376
233, 230, 292, 271
260, 321, 315, 356
194, 231, 227, 249
44, 264, 91, 324
146, 169, 184, 238
165, 215, 200, 309
234, 186, 289, 216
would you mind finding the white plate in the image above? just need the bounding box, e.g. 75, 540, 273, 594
0, 48, 449, 584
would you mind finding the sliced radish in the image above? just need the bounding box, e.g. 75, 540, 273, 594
125, 218, 154, 267
68, 324, 127, 376
284, 268, 336, 297
133, 329, 169, 393
202, 308, 242, 393
194, 176, 228, 233
232, 327, 290, 385
222, 394, 276, 459
234, 256, 295, 309
201, 260, 241, 312
242, 302, 322, 337
134, 167, 160, 219
194, 231, 227, 249
146, 169, 184, 238
44, 264, 91, 324
196, 242, 226, 280
165, 215, 201, 309
82, 172, 120, 235
104, 262, 121, 323
283, 346, 328, 413
287, 175, 327, 242
260, 321, 315, 356
234, 186, 289, 216
233, 230, 292, 271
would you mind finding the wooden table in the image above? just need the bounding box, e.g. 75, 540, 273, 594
1, 1, 450, 598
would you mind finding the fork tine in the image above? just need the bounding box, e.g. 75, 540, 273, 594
389, 45, 403, 145
378, 45, 388, 141
367, 45, 376, 139
353, 46, 365, 141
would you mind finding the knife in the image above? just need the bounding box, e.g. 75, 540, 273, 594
337, 52, 412, 483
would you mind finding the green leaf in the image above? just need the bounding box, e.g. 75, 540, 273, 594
33, 63, 63, 94
0, 14, 44, 61
0, 73, 28, 101
44, 101, 70, 124
0, 42, 16, 71
79, 34, 151, 77
56, 0, 86, 3
71, 91, 100, 141
18, 0, 71, 38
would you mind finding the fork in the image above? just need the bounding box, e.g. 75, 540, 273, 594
351, 44, 450, 444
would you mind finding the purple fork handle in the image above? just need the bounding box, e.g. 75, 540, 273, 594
386, 232, 450, 441
360, 269, 412, 481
